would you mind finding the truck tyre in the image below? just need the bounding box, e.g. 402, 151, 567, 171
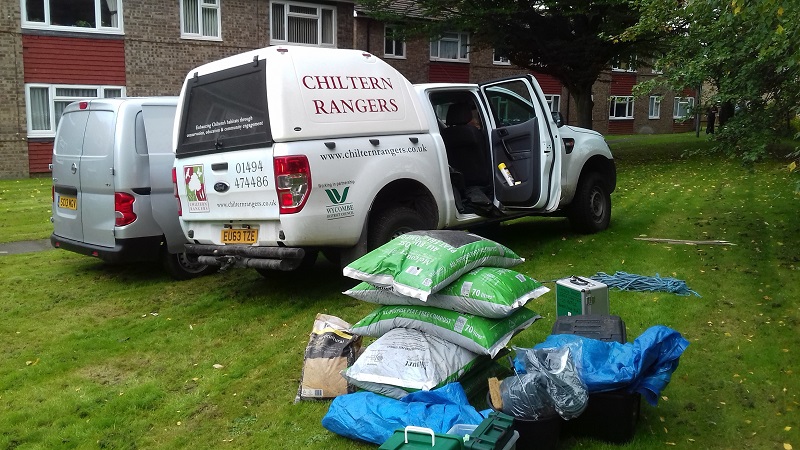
568, 172, 611, 233
367, 207, 427, 251
162, 249, 218, 280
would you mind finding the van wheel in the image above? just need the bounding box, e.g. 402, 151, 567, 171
568, 172, 611, 233
162, 250, 218, 280
255, 248, 319, 278
367, 207, 427, 251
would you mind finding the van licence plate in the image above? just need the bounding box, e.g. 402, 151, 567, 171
58, 195, 77, 210
221, 228, 258, 244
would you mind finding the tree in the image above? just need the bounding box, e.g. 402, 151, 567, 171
633, 0, 800, 165
357, 0, 678, 129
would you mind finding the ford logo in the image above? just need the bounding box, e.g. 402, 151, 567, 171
214, 181, 230, 193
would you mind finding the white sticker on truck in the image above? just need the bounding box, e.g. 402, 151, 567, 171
183, 165, 210, 213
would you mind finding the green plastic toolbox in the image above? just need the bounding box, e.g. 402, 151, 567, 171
379, 426, 463, 450
463, 412, 516, 450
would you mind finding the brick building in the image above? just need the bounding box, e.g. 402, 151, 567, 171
1, 0, 694, 179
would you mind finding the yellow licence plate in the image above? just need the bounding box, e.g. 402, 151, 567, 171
58, 195, 77, 210
221, 228, 258, 244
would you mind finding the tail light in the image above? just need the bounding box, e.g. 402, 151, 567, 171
274, 156, 311, 214
114, 192, 137, 226
172, 167, 182, 216
51, 185, 55, 203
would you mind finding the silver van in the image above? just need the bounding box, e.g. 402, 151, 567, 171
50, 97, 216, 279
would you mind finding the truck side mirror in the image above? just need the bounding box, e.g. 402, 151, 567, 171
551, 112, 565, 128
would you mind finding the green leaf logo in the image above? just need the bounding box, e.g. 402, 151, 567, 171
325, 187, 350, 204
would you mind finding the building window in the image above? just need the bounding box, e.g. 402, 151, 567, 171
384, 25, 405, 58
649, 96, 661, 119
545, 94, 561, 113
25, 84, 126, 137
673, 96, 695, 119
271, 1, 336, 47
430, 32, 469, 62
181, 0, 221, 39
609, 96, 634, 119
493, 50, 510, 66
611, 56, 637, 72
22, 0, 123, 32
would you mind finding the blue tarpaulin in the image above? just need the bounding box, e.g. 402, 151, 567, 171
516, 325, 689, 406
321, 382, 484, 445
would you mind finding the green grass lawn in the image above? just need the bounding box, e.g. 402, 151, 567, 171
0, 134, 798, 449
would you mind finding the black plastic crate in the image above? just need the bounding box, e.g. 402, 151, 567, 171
551, 314, 627, 343
551, 314, 641, 444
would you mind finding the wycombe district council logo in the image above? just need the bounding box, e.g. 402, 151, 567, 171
184, 165, 210, 213
324, 187, 354, 220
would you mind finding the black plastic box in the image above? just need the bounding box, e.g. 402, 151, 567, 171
551, 314, 641, 444
551, 314, 627, 343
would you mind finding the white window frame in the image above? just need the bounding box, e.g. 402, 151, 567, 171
25, 83, 126, 138
609, 96, 635, 119
649, 96, 661, 119
180, 0, 222, 40
493, 50, 510, 66
430, 32, 470, 63
384, 25, 405, 59
545, 94, 561, 114
673, 96, 695, 119
611, 56, 637, 73
20, 0, 124, 34
270, 1, 337, 48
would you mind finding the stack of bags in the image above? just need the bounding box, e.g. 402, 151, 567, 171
340, 230, 549, 399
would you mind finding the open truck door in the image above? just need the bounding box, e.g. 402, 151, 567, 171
480, 75, 561, 212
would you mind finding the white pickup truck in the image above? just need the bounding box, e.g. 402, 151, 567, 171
172, 45, 616, 273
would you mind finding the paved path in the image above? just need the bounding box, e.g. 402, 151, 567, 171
0, 239, 52, 255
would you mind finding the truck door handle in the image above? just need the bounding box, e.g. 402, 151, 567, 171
70, 163, 77, 174
498, 129, 509, 137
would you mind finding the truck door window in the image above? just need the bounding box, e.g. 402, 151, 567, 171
177, 60, 271, 158
484, 81, 536, 127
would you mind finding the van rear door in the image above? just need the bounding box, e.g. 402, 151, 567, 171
480, 76, 562, 211
79, 106, 117, 248
141, 101, 185, 253
52, 105, 90, 243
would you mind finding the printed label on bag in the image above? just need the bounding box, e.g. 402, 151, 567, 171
454, 316, 467, 333
460, 281, 473, 297
405, 266, 422, 276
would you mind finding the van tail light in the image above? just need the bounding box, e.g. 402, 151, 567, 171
51, 186, 55, 203
274, 156, 311, 214
172, 167, 182, 216
114, 192, 137, 226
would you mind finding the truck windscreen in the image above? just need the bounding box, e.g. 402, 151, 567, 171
177, 59, 271, 157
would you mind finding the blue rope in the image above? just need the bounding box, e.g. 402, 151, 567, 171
590, 271, 701, 297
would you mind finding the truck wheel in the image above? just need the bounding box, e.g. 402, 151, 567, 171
367, 207, 427, 251
162, 250, 218, 280
568, 172, 611, 233
255, 248, 319, 278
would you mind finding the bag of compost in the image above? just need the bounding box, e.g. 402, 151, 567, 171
343, 230, 524, 301
295, 313, 362, 403
349, 304, 540, 358
342, 328, 480, 399
344, 267, 549, 318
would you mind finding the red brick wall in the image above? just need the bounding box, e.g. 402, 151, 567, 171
532, 72, 562, 95
610, 73, 636, 96
28, 141, 53, 174
22, 35, 125, 85
608, 120, 634, 134
429, 62, 470, 83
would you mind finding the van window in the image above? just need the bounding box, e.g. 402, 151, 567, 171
177, 59, 271, 158
135, 112, 148, 155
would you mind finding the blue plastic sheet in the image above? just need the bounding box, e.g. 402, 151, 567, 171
321, 382, 484, 445
515, 325, 689, 406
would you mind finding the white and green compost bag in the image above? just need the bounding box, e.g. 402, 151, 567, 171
349, 304, 541, 357
344, 267, 550, 319
341, 328, 480, 399
343, 230, 524, 301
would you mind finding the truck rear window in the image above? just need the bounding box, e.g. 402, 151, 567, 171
177, 59, 271, 158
